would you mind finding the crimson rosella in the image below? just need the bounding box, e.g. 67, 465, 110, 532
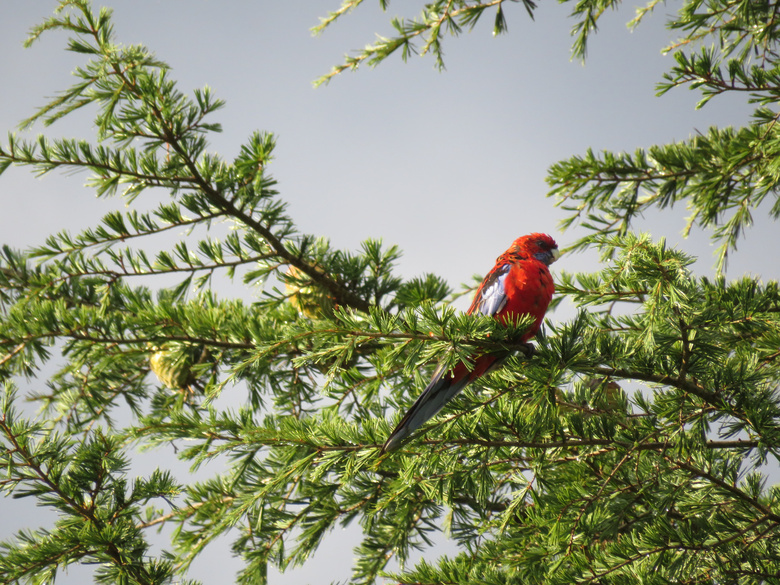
382, 233, 559, 452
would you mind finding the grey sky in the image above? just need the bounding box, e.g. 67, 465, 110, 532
1, 1, 778, 583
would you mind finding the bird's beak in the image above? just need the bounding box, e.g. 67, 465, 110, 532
551, 248, 561, 263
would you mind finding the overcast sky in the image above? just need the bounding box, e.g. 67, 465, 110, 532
2, 1, 779, 584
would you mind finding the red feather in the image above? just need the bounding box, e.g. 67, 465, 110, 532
382, 233, 559, 452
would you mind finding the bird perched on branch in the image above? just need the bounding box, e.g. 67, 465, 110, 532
382, 233, 559, 452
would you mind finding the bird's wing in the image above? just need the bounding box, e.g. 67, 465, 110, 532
468, 263, 511, 317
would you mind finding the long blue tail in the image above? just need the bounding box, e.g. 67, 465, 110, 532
381, 365, 472, 453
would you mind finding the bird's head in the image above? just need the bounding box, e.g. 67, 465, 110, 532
512, 233, 560, 266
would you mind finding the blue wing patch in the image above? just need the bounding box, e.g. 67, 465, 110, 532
473, 264, 510, 317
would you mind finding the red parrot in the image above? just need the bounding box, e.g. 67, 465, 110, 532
382, 233, 559, 452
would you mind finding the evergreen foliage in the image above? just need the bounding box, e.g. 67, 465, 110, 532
1, 1, 779, 584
